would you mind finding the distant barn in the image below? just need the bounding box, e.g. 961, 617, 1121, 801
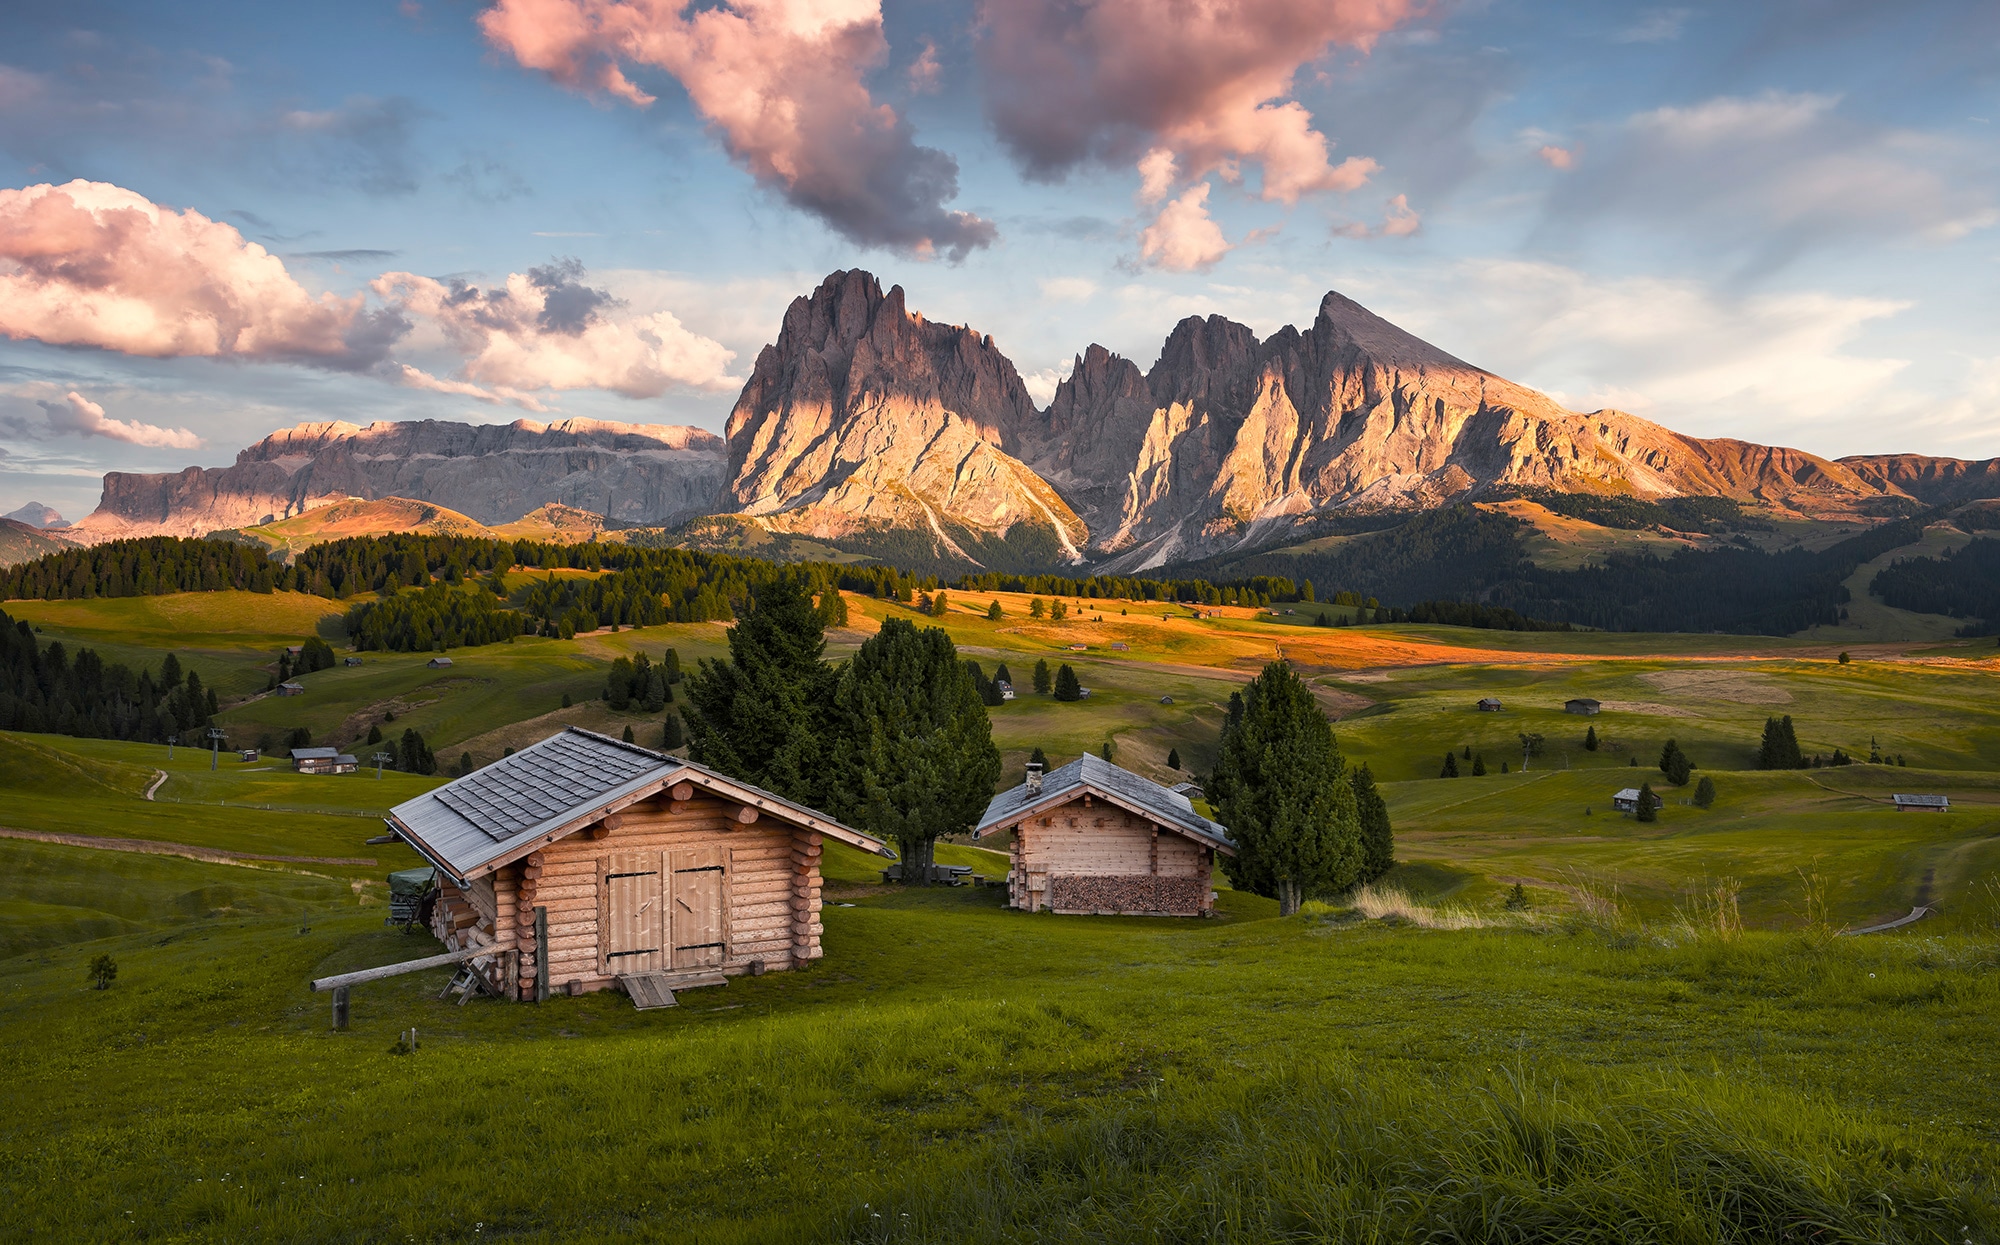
1892, 793, 1949, 812
1477, 697, 1503, 712
276, 680, 306, 697
386, 728, 891, 1003
344, 656, 364, 667
1566, 698, 1602, 715
974, 755, 1233, 917
427, 656, 454, 668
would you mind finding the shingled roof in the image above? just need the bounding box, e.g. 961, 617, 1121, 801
974, 753, 1234, 853
387, 727, 890, 883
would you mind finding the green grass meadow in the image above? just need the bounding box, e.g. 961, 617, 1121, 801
1, 590, 1998, 1240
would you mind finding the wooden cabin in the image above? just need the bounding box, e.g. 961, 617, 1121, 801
1477, 697, 1503, 712
974, 754, 1234, 917
292, 747, 358, 774
1566, 698, 1602, 716
1892, 793, 1949, 812
1612, 786, 1660, 814
386, 728, 890, 1002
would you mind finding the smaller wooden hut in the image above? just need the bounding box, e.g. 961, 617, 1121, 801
1477, 697, 1503, 712
386, 728, 891, 1002
974, 754, 1233, 916
1565, 698, 1602, 716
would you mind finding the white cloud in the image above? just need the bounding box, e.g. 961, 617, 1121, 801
1138, 182, 1232, 271
1548, 92, 1999, 270
1038, 277, 1100, 304
1612, 8, 1691, 44
38, 390, 203, 449
1343, 259, 1912, 441
1020, 362, 1075, 407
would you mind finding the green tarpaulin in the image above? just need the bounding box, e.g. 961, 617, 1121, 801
388, 867, 436, 899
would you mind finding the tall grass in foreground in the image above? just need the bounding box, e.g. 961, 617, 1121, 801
833, 1059, 1997, 1244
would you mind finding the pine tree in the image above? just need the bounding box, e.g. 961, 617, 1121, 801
987, 600, 1003, 620
1054, 663, 1082, 702
366, 723, 382, 745
1584, 725, 1599, 752
663, 648, 683, 683
827, 618, 1000, 885
1030, 598, 1046, 619
1757, 715, 1804, 769
1441, 751, 1460, 778
1030, 746, 1047, 769
1100, 739, 1115, 762
397, 727, 436, 776
1167, 747, 1181, 770
682, 576, 835, 807
1209, 661, 1362, 915
621, 725, 635, 743
1693, 775, 1716, 808
1351, 763, 1393, 881
661, 712, 686, 750
993, 663, 1012, 689
1635, 781, 1658, 823
1032, 659, 1052, 694
1659, 738, 1693, 785
1051, 600, 1068, 622
1462, 744, 1472, 760
1472, 754, 1487, 776
930, 592, 949, 617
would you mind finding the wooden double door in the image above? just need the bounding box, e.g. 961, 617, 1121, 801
602, 846, 729, 974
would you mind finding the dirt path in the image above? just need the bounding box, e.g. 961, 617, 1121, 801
143, 770, 167, 801
0, 827, 376, 868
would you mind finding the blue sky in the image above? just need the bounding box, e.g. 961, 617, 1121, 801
0, 0, 1996, 520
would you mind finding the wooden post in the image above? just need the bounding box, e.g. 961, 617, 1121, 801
331, 985, 350, 1030
534, 906, 549, 1003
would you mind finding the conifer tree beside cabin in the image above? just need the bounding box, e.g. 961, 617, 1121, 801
387, 728, 891, 1000
975, 754, 1232, 916
828, 618, 1000, 884
1209, 661, 1363, 915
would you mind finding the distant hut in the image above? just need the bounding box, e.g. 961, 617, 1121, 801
238, 748, 260, 763
276, 680, 306, 697
385, 728, 891, 1003
292, 747, 358, 775
1612, 786, 1659, 814
344, 656, 364, 667
974, 754, 1233, 916
995, 680, 1016, 701
1892, 793, 1949, 812
427, 656, 455, 668
1169, 779, 1204, 801
1477, 697, 1503, 712
1565, 698, 1602, 716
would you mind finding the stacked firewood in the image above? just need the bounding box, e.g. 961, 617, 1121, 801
1050, 875, 1205, 915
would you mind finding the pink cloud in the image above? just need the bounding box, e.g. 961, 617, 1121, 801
1334, 192, 1421, 239
1139, 182, 1232, 271
39, 390, 202, 449
1539, 144, 1576, 169
907, 37, 942, 94
478, 0, 993, 258
0, 180, 399, 367
375, 261, 737, 399
979, 0, 1417, 204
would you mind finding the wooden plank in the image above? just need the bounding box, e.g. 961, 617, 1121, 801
621, 973, 678, 1010
310, 943, 509, 992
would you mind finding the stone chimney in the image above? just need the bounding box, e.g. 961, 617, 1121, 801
1025, 761, 1043, 794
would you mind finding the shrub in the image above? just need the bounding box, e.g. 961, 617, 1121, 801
87, 954, 116, 991
1694, 775, 1716, 808
1054, 664, 1081, 702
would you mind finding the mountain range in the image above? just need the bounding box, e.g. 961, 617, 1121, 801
52, 269, 2000, 571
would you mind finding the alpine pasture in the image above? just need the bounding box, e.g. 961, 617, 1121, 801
1, 586, 1996, 1242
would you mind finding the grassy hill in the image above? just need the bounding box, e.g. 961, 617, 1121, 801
0, 589, 1997, 1238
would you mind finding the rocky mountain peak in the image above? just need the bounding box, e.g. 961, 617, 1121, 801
717, 270, 1084, 563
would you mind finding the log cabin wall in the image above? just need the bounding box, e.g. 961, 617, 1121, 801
522, 789, 816, 995
1009, 795, 1213, 916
